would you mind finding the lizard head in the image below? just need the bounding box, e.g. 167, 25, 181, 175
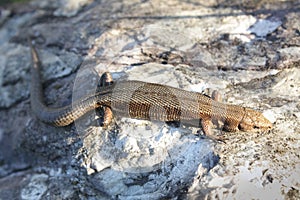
238, 108, 273, 132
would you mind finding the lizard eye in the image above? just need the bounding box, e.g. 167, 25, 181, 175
238, 124, 242, 130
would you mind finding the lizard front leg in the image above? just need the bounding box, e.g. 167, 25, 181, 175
200, 118, 225, 141
205, 90, 226, 141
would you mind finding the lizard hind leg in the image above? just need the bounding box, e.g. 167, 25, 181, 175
96, 72, 114, 127
98, 72, 114, 87
97, 106, 114, 127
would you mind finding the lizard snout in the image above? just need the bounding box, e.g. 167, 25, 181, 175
240, 108, 273, 132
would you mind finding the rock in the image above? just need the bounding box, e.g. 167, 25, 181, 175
0, 0, 299, 199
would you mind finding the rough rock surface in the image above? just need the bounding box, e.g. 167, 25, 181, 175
0, 0, 299, 199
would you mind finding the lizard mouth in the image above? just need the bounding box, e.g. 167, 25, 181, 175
254, 124, 272, 131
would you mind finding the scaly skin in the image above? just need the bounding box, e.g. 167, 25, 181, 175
29, 41, 272, 139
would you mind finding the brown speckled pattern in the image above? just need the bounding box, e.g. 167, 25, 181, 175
30, 43, 272, 137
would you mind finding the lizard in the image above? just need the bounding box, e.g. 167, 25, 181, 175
29, 41, 272, 140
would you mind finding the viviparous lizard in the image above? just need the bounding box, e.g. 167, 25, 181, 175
29, 42, 272, 139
